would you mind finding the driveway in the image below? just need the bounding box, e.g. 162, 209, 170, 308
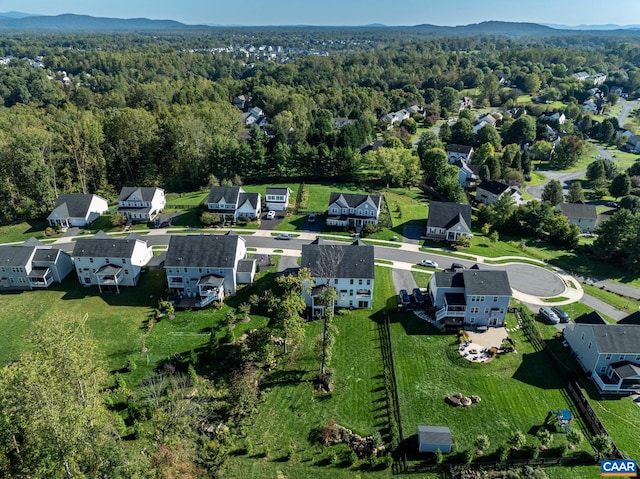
277, 255, 299, 276
402, 225, 423, 245
392, 268, 418, 294
526, 168, 586, 201
259, 211, 284, 230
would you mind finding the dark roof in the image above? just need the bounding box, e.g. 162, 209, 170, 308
328, 192, 381, 211
418, 426, 452, 446
574, 311, 607, 325
237, 259, 256, 273
477, 180, 510, 196
198, 274, 224, 286
96, 264, 123, 275
72, 235, 147, 258
462, 270, 512, 296
238, 192, 260, 209
611, 361, 640, 379
557, 203, 597, 220
432, 271, 466, 289
206, 186, 242, 205
590, 324, 640, 354
427, 201, 472, 230
0, 245, 34, 268
118, 186, 163, 202
301, 241, 374, 279
49, 194, 105, 219
618, 312, 640, 325
165, 234, 241, 269
446, 144, 473, 154
266, 187, 290, 196
32, 248, 61, 263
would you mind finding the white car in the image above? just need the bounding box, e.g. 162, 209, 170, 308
275, 233, 292, 240
266, 210, 276, 220
419, 259, 438, 268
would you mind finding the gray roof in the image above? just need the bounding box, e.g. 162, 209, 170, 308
207, 186, 242, 205
266, 187, 290, 196
590, 324, 640, 354
0, 245, 34, 268
301, 239, 374, 279
165, 234, 241, 269
49, 194, 105, 219
32, 248, 61, 263
427, 201, 472, 230
574, 311, 607, 324
462, 270, 511, 296
418, 426, 452, 446
433, 271, 466, 289
446, 144, 473, 154
239, 192, 260, 209
237, 258, 256, 273
328, 192, 381, 211
477, 180, 510, 196
118, 186, 163, 202
612, 361, 640, 379
72, 235, 147, 258
557, 203, 597, 220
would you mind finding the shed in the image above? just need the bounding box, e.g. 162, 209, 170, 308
418, 425, 452, 453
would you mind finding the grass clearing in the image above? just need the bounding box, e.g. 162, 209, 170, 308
165, 190, 208, 207
0, 219, 55, 244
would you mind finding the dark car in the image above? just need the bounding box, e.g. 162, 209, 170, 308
399, 289, 411, 306
413, 288, 426, 305
450, 263, 467, 272
551, 306, 570, 323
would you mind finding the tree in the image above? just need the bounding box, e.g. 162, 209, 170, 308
439, 86, 459, 112
620, 195, 640, 213
420, 147, 449, 185
450, 118, 474, 146
528, 140, 554, 162
508, 430, 526, 450
592, 434, 614, 460
504, 115, 536, 145
541, 180, 564, 204
364, 147, 421, 188
551, 135, 584, 169
586, 160, 606, 183
609, 173, 631, 199
475, 124, 502, 150
566, 181, 585, 203
566, 429, 584, 448
417, 131, 444, 158
592, 209, 640, 265
472, 143, 495, 166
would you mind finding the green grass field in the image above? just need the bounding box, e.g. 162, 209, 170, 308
165, 190, 208, 207
0, 219, 57, 244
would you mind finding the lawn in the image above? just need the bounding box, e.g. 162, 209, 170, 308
222, 267, 396, 478
165, 190, 208, 207
301, 183, 373, 213
389, 311, 593, 463
0, 219, 57, 244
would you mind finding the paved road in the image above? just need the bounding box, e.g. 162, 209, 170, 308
526, 168, 586, 201
580, 294, 628, 321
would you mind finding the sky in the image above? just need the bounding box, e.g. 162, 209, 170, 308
1, 0, 640, 27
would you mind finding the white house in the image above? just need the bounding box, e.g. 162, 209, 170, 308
301, 238, 375, 315
476, 180, 523, 206
564, 321, 640, 394
265, 187, 291, 211
72, 232, 153, 293
452, 159, 477, 188
539, 111, 566, 125
425, 201, 472, 242
428, 269, 512, 328
326, 192, 381, 229
557, 203, 598, 234
0, 238, 73, 291
164, 233, 255, 308
206, 186, 261, 223
446, 144, 474, 164
116, 186, 166, 223
47, 194, 109, 228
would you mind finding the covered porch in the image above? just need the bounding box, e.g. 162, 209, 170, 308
593, 361, 640, 394
197, 274, 225, 306
436, 292, 466, 322
28, 267, 53, 288
96, 264, 123, 294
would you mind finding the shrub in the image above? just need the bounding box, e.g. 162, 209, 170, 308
474, 434, 490, 452
126, 355, 137, 372
508, 430, 526, 450
434, 448, 443, 464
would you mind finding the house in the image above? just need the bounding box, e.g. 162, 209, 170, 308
407, 104, 423, 115
72, 232, 153, 293
360, 139, 384, 154
557, 203, 597, 233
47, 194, 109, 228
206, 186, 261, 223
418, 426, 452, 453
454, 159, 477, 188
446, 144, 474, 164
572, 71, 589, 81
326, 192, 381, 229
563, 321, 640, 394
164, 233, 255, 307
233, 94, 250, 110
265, 187, 291, 212
333, 117, 355, 129
116, 187, 165, 223
539, 111, 566, 125
0, 238, 73, 291
590, 73, 607, 86
626, 135, 640, 154
459, 96, 473, 111
476, 180, 522, 206
301, 238, 374, 314
428, 269, 512, 328
425, 201, 472, 242
243, 106, 264, 126
472, 113, 498, 134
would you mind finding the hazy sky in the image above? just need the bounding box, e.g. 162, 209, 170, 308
1, 0, 639, 26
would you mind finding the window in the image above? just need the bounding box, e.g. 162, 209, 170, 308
588, 342, 592, 349
350, 290, 353, 296
358, 279, 362, 285
334, 278, 338, 285
493, 296, 498, 302
350, 279, 354, 285
122, 259, 127, 264
581, 333, 585, 341
619, 355, 624, 361
605, 354, 611, 360
89, 258, 94, 263
600, 366, 607, 374
366, 279, 371, 285
484, 308, 489, 314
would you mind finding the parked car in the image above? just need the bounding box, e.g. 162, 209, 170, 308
551, 306, 570, 323
399, 289, 411, 306
266, 210, 276, 220
419, 259, 438, 268
307, 213, 316, 223
275, 233, 292, 240
413, 288, 426, 305
445, 262, 467, 272
606, 202, 619, 209
539, 306, 560, 324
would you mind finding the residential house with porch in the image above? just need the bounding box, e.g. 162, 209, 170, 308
446, 144, 474, 164
428, 269, 512, 329
116, 187, 166, 223
47, 193, 109, 228
301, 238, 374, 316
425, 201, 472, 242
476, 180, 523, 206
325, 192, 381, 229
0, 238, 73, 291
164, 233, 255, 308
265, 187, 291, 211
206, 186, 261, 223
563, 321, 640, 394
72, 232, 153, 293
557, 203, 598, 233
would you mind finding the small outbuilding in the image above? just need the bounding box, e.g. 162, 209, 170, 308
418, 425, 452, 453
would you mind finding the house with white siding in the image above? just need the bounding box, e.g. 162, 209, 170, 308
47, 194, 109, 228
326, 192, 381, 229
116, 186, 165, 223
206, 186, 261, 223
265, 187, 291, 211
425, 201, 472, 242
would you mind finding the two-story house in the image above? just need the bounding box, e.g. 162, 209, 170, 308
557, 203, 598, 234
206, 186, 261, 223
72, 232, 153, 293
425, 201, 472, 242
325, 192, 381, 229
164, 233, 255, 308
428, 269, 512, 329
0, 238, 73, 291
476, 180, 523, 206
116, 187, 166, 223
446, 144, 474, 164
265, 187, 291, 212
47, 194, 109, 228
301, 238, 374, 315
564, 321, 640, 394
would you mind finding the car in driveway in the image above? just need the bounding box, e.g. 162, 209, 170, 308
266, 210, 276, 220
307, 213, 316, 223
275, 233, 292, 240
539, 306, 560, 324
413, 288, 426, 305
551, 306, 570, 323
419, 259, 438, 268
399, 289, 411, 306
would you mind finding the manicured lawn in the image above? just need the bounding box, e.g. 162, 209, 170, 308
581, 284, 640, 313
302, 183, 373, 213
0, 219, 53, 244
390, 312, 592, 462
165, 190, 208, 207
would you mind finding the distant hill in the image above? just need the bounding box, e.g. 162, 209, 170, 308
543, 23, 640, 31
0, 11, 35, 19
0, 13, 195, 31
